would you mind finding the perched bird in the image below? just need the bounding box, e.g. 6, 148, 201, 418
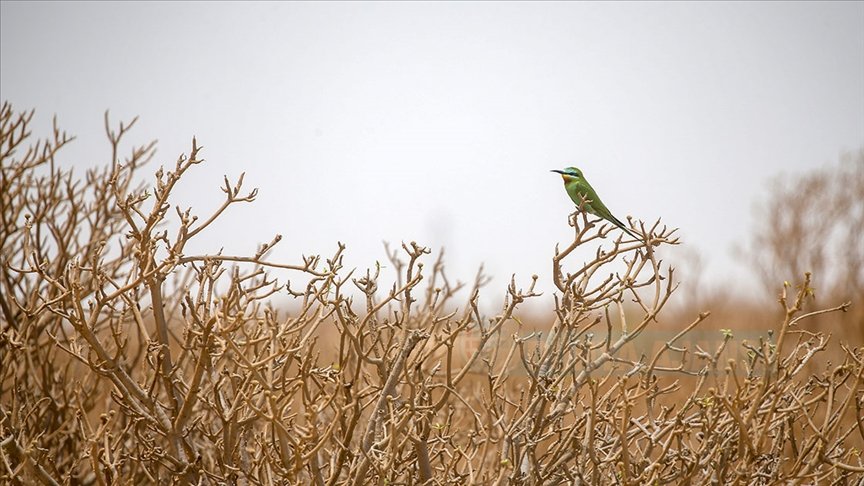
551, 167, 639, 239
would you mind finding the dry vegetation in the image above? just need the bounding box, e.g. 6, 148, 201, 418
1, 103, 862, 485
740, 149, 864, 342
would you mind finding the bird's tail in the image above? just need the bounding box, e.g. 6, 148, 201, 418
611, 216, 640, 240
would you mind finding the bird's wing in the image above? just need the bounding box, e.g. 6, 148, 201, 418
575, 180, 604, 216
580, 182, 639, 239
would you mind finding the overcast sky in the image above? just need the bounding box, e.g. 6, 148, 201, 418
2, 1, 863, 308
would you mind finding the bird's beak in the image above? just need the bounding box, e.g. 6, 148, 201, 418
550, 169, 564, 174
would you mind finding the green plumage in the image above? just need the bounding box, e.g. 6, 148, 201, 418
551, 167, 638, 239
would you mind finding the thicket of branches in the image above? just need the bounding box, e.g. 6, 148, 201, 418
741, 149, 864, 340
1, 103, 862, 485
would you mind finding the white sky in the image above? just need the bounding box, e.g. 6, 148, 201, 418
2, 1, 863, 309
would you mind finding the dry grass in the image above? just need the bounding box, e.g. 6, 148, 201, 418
1, 103, 862, 485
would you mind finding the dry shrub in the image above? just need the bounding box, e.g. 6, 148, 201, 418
740, 149, 864, 338
1, 103, 862, 485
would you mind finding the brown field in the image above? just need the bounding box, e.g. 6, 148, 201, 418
2, 103, 863, 485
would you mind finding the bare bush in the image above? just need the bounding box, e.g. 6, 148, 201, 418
1, 104, 861, 485
740, 149, 864, 333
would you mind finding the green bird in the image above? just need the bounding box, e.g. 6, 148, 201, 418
551, 167, 639, 239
